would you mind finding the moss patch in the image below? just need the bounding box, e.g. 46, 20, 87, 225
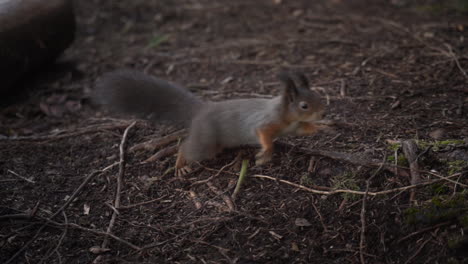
448, 160, 468, 175
387, 154, 409, 167
331, 171, 360, 201
416, 139, 465, 152
405, 192, 468, 226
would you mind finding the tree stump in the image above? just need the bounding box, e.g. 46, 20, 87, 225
0, 0, 76, 93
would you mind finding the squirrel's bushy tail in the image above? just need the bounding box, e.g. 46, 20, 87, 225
94, 70, 203, 127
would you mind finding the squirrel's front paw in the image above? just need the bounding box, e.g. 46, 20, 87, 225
175, 166, 193, 177
255, 151, 272, 166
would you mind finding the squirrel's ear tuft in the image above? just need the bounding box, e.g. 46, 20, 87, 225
277, 72, 298, 102
293, 72, 310, 91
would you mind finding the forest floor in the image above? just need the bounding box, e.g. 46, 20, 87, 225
1, 0, 468, 263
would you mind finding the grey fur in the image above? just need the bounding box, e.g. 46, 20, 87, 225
94, 69, 203, 126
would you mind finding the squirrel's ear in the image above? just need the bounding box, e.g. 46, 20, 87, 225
277, 72, 298, 102
293, 72, 310, 91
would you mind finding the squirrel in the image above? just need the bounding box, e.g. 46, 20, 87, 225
94, 70, 328, 176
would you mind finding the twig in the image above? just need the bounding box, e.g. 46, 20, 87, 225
192, 157, 239, 186
397, 221, 450, 243
39, 212, 68, 264
120, 196, 168, 209
445, 43, 468, 79
252, 172, 462, 197
100, 121, 136, 251
7, 170, 35, 183
311, 199, 328, 232
43, 219, 141, 251
340, 79, 346, 97
404, 236, 432, 264
360, 156, 386, 264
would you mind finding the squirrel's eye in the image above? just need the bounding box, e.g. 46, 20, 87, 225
299, 101, 309, 110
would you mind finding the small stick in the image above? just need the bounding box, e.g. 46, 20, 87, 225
232, 160, 249, 201
192, 155, 241, 186
404, 237, 432, 264
311, 199, 328, 232
38, 211, 68, 264
100, 121, 136, 250
7, 170, 35, 183
38, 218, 141, 251
119, 196, 168, 209
340, 79, 346, 97
252, 172, 461, 197
397, 221, 450, 243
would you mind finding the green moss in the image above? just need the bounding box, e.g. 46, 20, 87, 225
405, 192, 468, 225
430, 183, 450, 196
416, 0, 468, 14
387, 142, 401, 152
458, 214, 468, 228
331, 171, 360, 201
386, 154, 409, 166
447, 233, 468, 251
146, 34, 169, 49
416, 139, 465, 152
448, 160, 468, 175
300, 174, 315, 187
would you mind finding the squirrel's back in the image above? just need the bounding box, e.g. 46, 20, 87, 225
94, 70, 203, 126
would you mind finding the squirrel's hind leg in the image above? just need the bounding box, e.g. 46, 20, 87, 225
175, 149, 192, 177
175, 139, 219, 177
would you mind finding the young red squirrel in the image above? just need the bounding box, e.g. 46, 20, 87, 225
95, 70, 328, 176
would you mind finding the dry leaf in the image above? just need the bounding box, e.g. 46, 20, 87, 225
89, 246, 111, 254
83, 203, 90, 215
295, 218, 312, 227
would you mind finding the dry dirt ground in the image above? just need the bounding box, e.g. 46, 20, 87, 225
1, 0, 468, 263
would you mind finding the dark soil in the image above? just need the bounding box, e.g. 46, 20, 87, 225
1, 0, 468, 263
